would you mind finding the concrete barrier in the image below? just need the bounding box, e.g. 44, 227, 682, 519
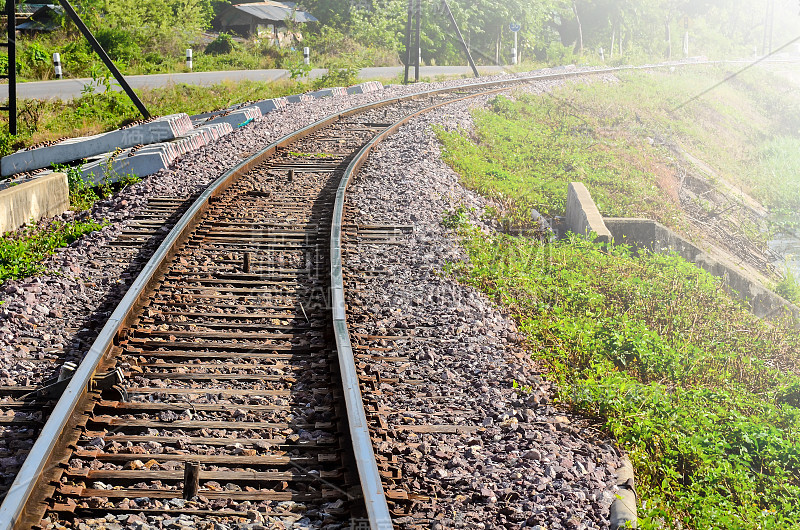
204, 106, 262, 129
609, 456, 637, 529
565, 182, 612, 243
605, 217, 800, 324
1, 114, 193, 177
285, 94, 315, 104
310, 87, 348, 99
0, 172, 69, 235
346, 81, 385, 95
77, 122, 234, 185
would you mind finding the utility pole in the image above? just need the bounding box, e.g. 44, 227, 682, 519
762, 0, 774, 55
2, 0, 16, 136
414, 0, 421, 82
404, 0, 412, 83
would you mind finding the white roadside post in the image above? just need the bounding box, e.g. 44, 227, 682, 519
303, 47, 310, 65
509, 23, 521, 65
186, 49, 193, 71
683, 16, 690, 57
599, 47, 604, 62
52, 53, 62, 79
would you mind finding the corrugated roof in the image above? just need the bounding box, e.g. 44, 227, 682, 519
232, 2, 317, 23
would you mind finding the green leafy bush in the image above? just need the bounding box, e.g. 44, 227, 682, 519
453, 231, 800, 528
775, 270, 800, 306
0, 219, 105, 283
95, 28, 142, 65
204, 33, 236, 56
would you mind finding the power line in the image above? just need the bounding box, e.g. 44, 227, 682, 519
672, 35, 800, 112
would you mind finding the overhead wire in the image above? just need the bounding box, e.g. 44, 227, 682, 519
672, 35, 800, 112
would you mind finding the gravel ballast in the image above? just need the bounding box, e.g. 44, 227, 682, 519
0, 67, 625, 527
342, 78, 623, 529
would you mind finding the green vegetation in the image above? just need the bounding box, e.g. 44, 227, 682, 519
0, 218, 105, 283
450, 230, 800, 528
4, 0, 795, 84
0, 78, 305, 157
438, 67, 800, 232
60, 161, 140, 211
757, 136, 800, 221
438, 66, 800, 527
776, 270, 800, 306
0, 161, 142, 284
436, 93, 684, 230
5, 2, 399, 82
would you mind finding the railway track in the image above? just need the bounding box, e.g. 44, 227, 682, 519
0, 67, 647, 529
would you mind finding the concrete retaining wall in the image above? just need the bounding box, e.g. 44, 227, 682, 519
561, 182, 799, 324
0, 172, 69, 234
565, 182, 612, 243
1, 114, 193, 177
605, 217, 800, 323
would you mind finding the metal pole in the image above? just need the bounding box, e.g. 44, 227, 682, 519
414, 0, 421, 82
767, 0, 775, 54
6, 0, 16, 136
57, 0, 150, 119
404, 0, 412, 83
442, 0, 479, 78
762, 0, 769, 55
513, 30, 518, 65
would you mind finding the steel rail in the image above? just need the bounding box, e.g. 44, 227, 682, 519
0, 61, 701, 529
331, 82, 545, 529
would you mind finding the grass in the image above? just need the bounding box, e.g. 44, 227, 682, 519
436, 93, 685, 231
437, 65, 800, 527
438, 66, 800, 230
0, 163, 141, 284
450, 229, 800, 528
0, 218, 105, 283
0, 78, 310, 158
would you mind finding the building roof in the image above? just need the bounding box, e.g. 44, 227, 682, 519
17, 4, 63, 32
229, 2, 318, 23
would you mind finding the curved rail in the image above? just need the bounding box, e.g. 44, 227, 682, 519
0, 61, 700, 528
330, 86, 533, 529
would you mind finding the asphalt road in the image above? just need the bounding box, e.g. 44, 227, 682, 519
0, 65, 506, 101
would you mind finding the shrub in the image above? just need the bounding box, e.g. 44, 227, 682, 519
312, 56, 363, 89
775, 270, 800, 305
95, 28, 142, 64
205, 33, 236, 55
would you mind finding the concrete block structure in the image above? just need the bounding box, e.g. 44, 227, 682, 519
205, 106, 262, 128
346, 81, 384, 95
564, 182, 612, 243
1, 114, 193, 176
604, 217, 800, 322
0, 172, 69, 234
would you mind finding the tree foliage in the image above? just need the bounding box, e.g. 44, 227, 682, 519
300, 0, 799, 65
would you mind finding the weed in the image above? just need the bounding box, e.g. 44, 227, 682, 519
312, 56, 363, 90
442, 206, 470, 230
775, 270, 800, 306
0, 219, 105, 283
453, 230, 800, 528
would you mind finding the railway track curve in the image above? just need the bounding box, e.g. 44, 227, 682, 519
0, 65, 665, 529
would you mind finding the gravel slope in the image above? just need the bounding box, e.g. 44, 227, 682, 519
343, 79, 622, 529
0, 68, 626, 528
